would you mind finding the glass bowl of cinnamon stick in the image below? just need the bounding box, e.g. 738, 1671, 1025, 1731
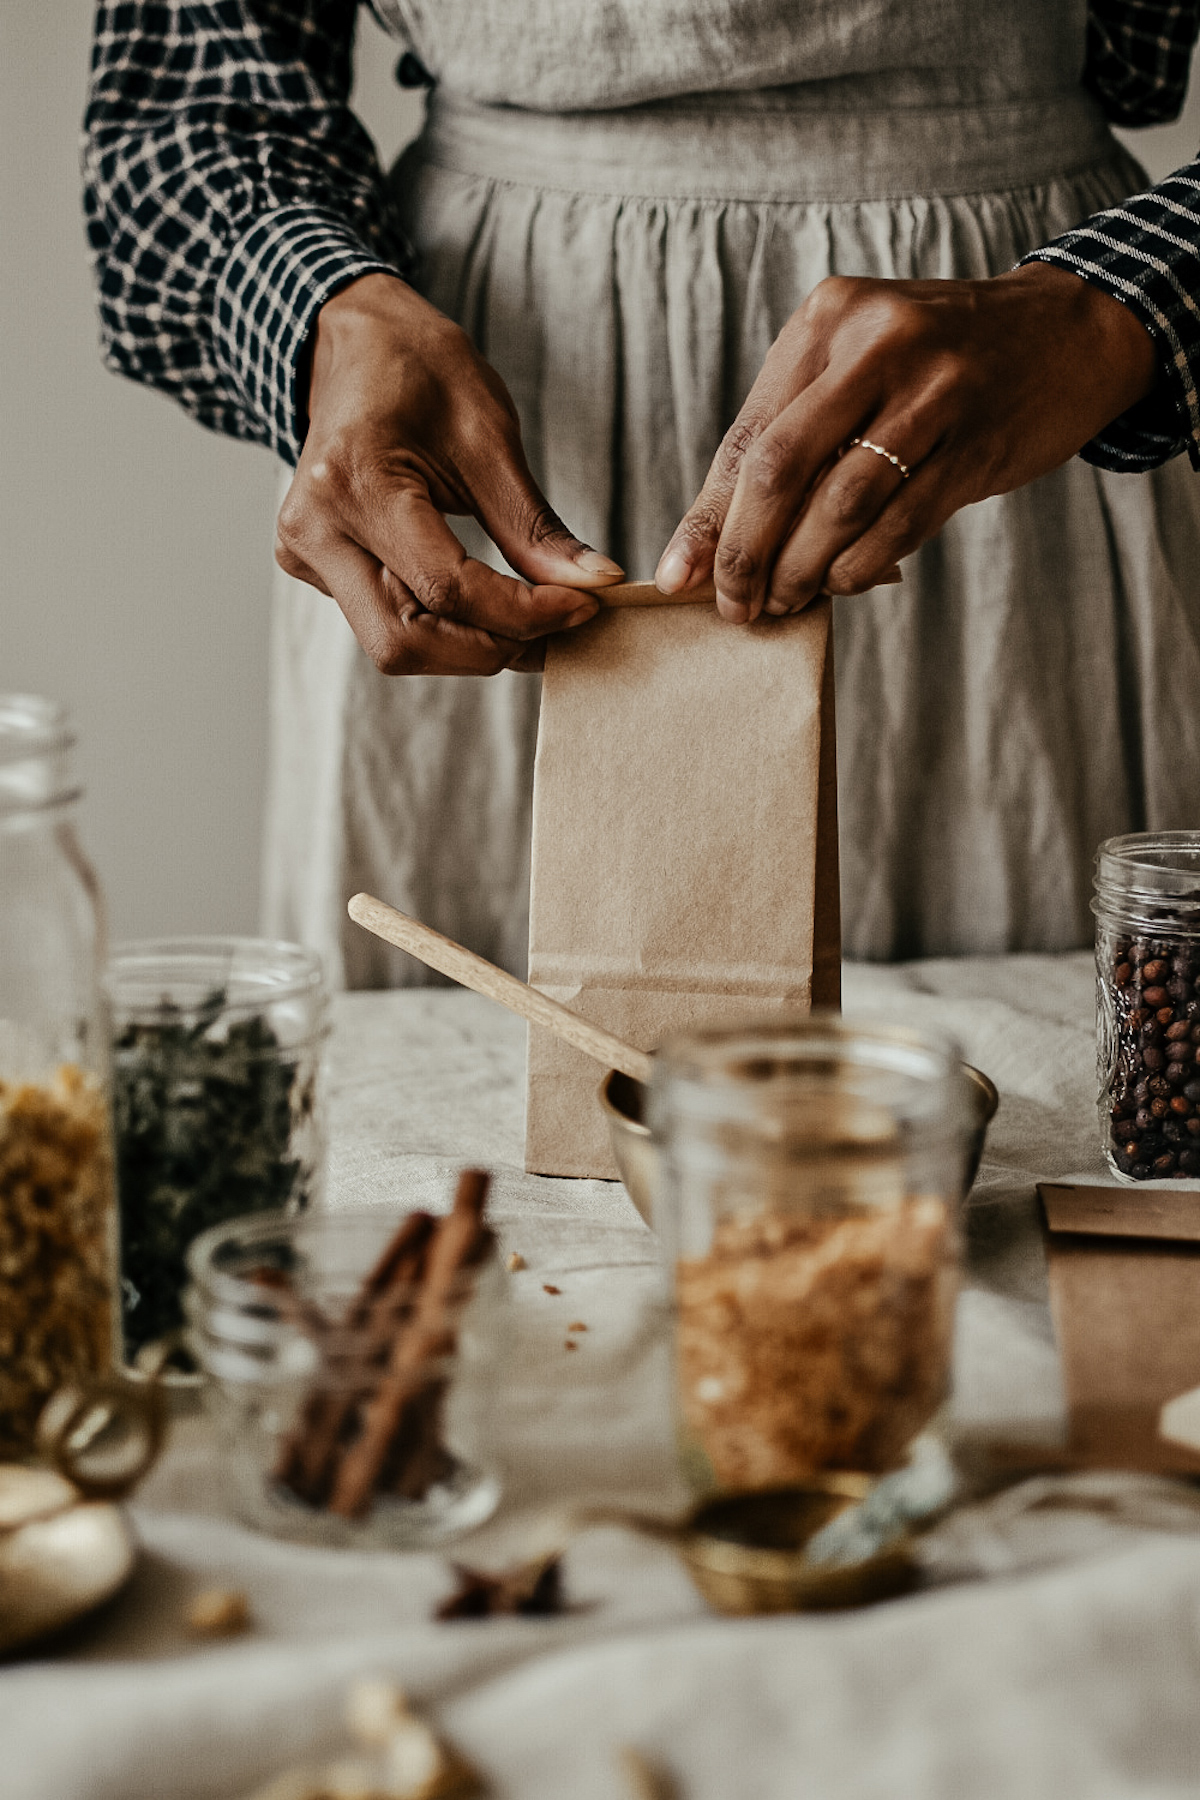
183, 1172, 506, 1547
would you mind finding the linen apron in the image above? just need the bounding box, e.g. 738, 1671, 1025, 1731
263, 0, 1200, 986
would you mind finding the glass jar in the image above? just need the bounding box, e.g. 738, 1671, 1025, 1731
106, 938, 329, 1360
1093, 832, 1200, 1183
649, 1016, 974, 1496
185, 1207, 506, 1547
0, 695, 117, 1455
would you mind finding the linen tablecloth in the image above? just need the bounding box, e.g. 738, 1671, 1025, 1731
6, 955, 1200, 1800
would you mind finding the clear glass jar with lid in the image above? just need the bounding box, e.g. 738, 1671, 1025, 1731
185, 1205, 507, 1547
106, 938, 330, 1361
0, 695, 117, 1455
649, 1016, 975, 1496
1093, 832, 1200, 1183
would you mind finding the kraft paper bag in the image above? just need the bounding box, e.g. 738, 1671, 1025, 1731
525, 597, 841, 1179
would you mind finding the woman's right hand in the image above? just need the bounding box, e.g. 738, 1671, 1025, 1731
275, 273, 623, 675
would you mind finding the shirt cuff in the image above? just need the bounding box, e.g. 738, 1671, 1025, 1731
1022, 240, 1200, 473
213, 207, 404, 465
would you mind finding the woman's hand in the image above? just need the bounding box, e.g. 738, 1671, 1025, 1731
276, 273, 623, 674
656, 263, 1158, 622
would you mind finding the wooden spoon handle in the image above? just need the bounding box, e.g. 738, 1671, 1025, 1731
348, 894, 655, 1086
599, 578, 715, 608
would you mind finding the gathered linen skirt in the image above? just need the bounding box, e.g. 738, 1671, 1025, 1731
263, 82, 1200, 986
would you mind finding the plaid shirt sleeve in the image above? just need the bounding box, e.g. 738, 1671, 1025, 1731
83, 1, 415, 466
1024, 0, 1200, 471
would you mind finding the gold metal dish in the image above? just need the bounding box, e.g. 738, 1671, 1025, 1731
0, 1347, 175, 1656
579, 1473, 915, 1614
600, 1060, 999, 1228
0, 1466, 136, 1655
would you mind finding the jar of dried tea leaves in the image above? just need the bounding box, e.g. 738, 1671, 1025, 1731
649, 1018, 975, 1496
107, 938, 329, 1359
0, 696, 117, 1455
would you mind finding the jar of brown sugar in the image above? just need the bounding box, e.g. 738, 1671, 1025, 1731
649, 1017, 974, 1496
1094, 832, 1200, 1183
0, 696, 117, 1455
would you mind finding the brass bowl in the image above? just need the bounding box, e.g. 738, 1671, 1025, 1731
679, 1477, 916, 1614
577, 1473, 915, 1614
599, 1060, 999, 1229
0, 1467, 136, 1656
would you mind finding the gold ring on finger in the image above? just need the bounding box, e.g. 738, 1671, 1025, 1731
850, 436, 911, 480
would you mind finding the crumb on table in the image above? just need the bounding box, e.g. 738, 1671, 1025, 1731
186, 1587, 251, 1637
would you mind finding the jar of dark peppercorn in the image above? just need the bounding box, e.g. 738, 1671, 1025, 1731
1093, 833, 1200, 1183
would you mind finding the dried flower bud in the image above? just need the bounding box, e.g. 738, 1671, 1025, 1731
187, 1587, 251, 1636
346, 1679, 410, 1749
384, 1719, 444, 1794
244, 1772, 333, 1800
619, 1747, 679, 1800
323, 1760, 382, 1800
244, 1764, 381, 1800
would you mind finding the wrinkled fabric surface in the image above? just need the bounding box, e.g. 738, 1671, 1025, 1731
10, 960, 1200, 1800
264, 33, 1200, 982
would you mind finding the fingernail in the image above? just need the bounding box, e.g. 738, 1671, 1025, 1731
880, 566, 903, 586
565, 602, 599, 628
716, 591, 750, 624
764, 598, 790, 616
574, 550, 625, 579
655, 548, 691, 593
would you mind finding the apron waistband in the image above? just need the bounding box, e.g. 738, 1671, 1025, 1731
418, 85, 1121, 205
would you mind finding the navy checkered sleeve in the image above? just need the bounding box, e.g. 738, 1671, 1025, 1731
1084, 0, 1199, 122
1028, 1, 1200, 471
83, 1, 414, 465
85, 3, 1200, 473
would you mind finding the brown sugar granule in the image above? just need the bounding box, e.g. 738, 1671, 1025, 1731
567, 1321, 587, 1333
675, 1197, 954, 1488
0, 1066, 115, 1455
542, 1283, 561, 1295
564, 1338, 578, 1351
506, 1251, 526, 1272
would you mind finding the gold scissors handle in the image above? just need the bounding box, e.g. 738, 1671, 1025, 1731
36, 1336, 181, 1501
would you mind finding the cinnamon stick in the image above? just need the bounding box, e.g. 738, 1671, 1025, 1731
328, 1170, 492, 1519
274, 1210, 434, 1501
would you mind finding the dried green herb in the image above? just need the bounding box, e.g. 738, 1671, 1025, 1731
113, 988, 315, 1356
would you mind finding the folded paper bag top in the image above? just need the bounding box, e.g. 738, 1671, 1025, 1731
526, 597, 841, 1179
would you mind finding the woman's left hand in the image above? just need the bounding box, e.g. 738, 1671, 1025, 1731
656, 262, 1159, 621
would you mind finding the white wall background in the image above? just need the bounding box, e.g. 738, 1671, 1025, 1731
0, 2, 421, 941
1, 4, 1197, 943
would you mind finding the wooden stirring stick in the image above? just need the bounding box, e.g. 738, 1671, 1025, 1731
599, 577, 715, 607
348, 893, 655, 1086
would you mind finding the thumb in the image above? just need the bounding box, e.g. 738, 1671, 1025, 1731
655, 415, 769, 595
470, 434, 625, 590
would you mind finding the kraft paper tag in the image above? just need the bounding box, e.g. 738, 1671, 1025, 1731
1038, 1181, 1200, 1473
525, 598, 840, 1179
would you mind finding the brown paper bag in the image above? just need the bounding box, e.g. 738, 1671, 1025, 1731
525, 597, 840, 1178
